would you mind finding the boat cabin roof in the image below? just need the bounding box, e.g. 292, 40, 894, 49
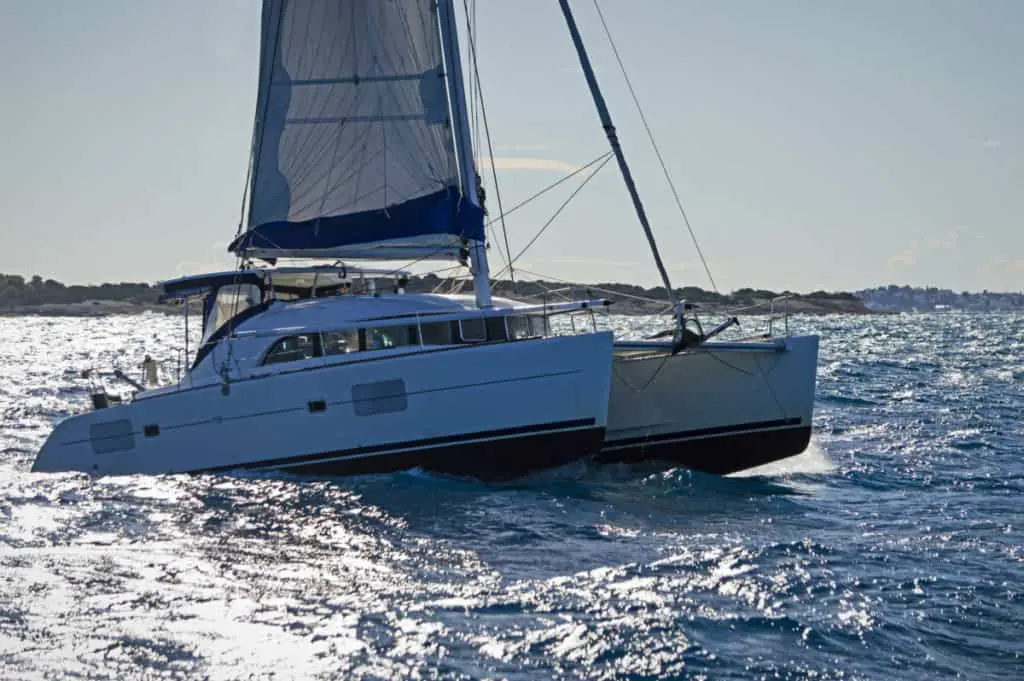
159, 264, 410, 302
230, 293, 533, 337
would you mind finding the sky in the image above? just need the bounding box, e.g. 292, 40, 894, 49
0, 0, 1021, 293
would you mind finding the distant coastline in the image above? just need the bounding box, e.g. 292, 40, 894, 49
1, 273, 1019, 317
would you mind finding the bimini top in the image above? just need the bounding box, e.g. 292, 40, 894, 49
158, 265, 410, 302
229, 0, 483, 262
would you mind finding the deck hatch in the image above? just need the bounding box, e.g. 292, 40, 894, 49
352, 379, 408, 416
89, 419, 136, 454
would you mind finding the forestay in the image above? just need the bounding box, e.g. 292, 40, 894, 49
230, 0, 484, 260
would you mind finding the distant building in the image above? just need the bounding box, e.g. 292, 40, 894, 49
856, 286, 1024, 312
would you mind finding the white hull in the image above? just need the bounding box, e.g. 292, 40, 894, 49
33, 332, 614, 480
600, 335, 819, 474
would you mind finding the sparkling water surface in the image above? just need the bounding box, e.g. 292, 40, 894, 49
1, 312, 1021, 680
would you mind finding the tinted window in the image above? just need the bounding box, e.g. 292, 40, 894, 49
264, 334, 317, 364
367, 325, 418, 350
459, 318, 486, 342
485, 316, 508, 341
322, 330, 359, 355
420, 321, 453, 346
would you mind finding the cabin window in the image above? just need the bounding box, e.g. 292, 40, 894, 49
263, 334, 317, 364
458, 317, 487, 342
202, 283, 262, 343
485, 316, 508, 341
420, 321, 453, 346
322, 329, 359, 355
507, 315, 530, 340
507, 314, 548, 340
366, 325, 419, 350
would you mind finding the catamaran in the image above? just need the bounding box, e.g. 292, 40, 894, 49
32, 0, 818, 479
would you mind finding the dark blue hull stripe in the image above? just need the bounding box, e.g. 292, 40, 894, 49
602, 417, 803, 450
598, 420, 811, 476
198, 417, 598, 475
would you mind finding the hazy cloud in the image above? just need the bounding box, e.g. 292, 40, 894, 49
173, 260, 233, 277
927, 233, 960, 251
544, 255, 641, 268
969, 134, 1004, 148
927, 225, 981, 252
518, 255, 642, 279
985, 257, 1024, 276
480, 156, 580, 172
980, 257, 1024, 291
887, 249, 917, 270
173, 241, 235, 277
494, 143, 548, 152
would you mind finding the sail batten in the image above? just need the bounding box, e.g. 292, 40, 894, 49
234, 0, 483, 259
286, 75, 431, 85
284, 115, 432, 124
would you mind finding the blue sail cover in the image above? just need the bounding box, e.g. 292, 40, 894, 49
230, 0, 483, 259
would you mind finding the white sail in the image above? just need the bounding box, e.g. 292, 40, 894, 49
231, 0, 483, 259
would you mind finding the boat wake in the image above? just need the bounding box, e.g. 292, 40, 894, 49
727, 438, 834, 478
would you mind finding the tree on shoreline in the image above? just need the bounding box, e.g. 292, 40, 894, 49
0, 274, 160, 308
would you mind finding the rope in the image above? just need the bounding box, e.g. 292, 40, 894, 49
383, 245, 457, 279
461, 0, 515, 287
485, 152, 612, 227
512, 268, 678, 314
751, 352, 792, 419
612, 353, 672, 393
541, 284, 671, 308
592, 0, 718, 293
491, 153, 613, 279
237, 3, 286, 240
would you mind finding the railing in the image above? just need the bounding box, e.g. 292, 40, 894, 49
767, 295, 793, 337
163, 348, 186, 385
147, 300, 607, 390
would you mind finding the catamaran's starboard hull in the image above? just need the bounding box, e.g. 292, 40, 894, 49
600, 334, 819, 475
32, 333, 615, 481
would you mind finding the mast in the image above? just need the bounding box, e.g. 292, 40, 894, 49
556, 0, 678, 313
438, 0, 492, 308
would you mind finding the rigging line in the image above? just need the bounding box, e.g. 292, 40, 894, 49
486, 151, 612, 226
383, 247, 455, 279
542, 284, 676, 308
559, 0, 676, 313
468, 0, 482, 162
515, 268, 676, 314
485, 222, 513, 279
591, 0, 718, 293
490, 153, 613, 280
752, 353, 792, 419
217, 225, 294, 377
615, 351, 672, 393
240, 3, 286, 238
461, 0, 515, 287
236, 146, 255, 238
418, 263, 464, 278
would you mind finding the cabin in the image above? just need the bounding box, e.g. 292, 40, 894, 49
155, 265, 606, 389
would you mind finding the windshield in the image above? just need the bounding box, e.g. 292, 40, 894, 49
201, 284, 262, 343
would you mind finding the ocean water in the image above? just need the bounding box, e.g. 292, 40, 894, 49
0, 312, 1021, 680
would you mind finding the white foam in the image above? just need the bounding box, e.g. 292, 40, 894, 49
727, 438, 834, 478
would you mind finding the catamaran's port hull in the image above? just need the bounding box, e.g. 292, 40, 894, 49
31, 333, 614, 481
601, 335, 819, 475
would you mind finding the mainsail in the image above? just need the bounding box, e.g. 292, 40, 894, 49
230, 0, 484, 260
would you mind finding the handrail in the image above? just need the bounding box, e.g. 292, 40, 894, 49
226, 299, 611, 341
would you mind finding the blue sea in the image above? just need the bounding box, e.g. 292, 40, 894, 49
1, 312, 1021, 680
